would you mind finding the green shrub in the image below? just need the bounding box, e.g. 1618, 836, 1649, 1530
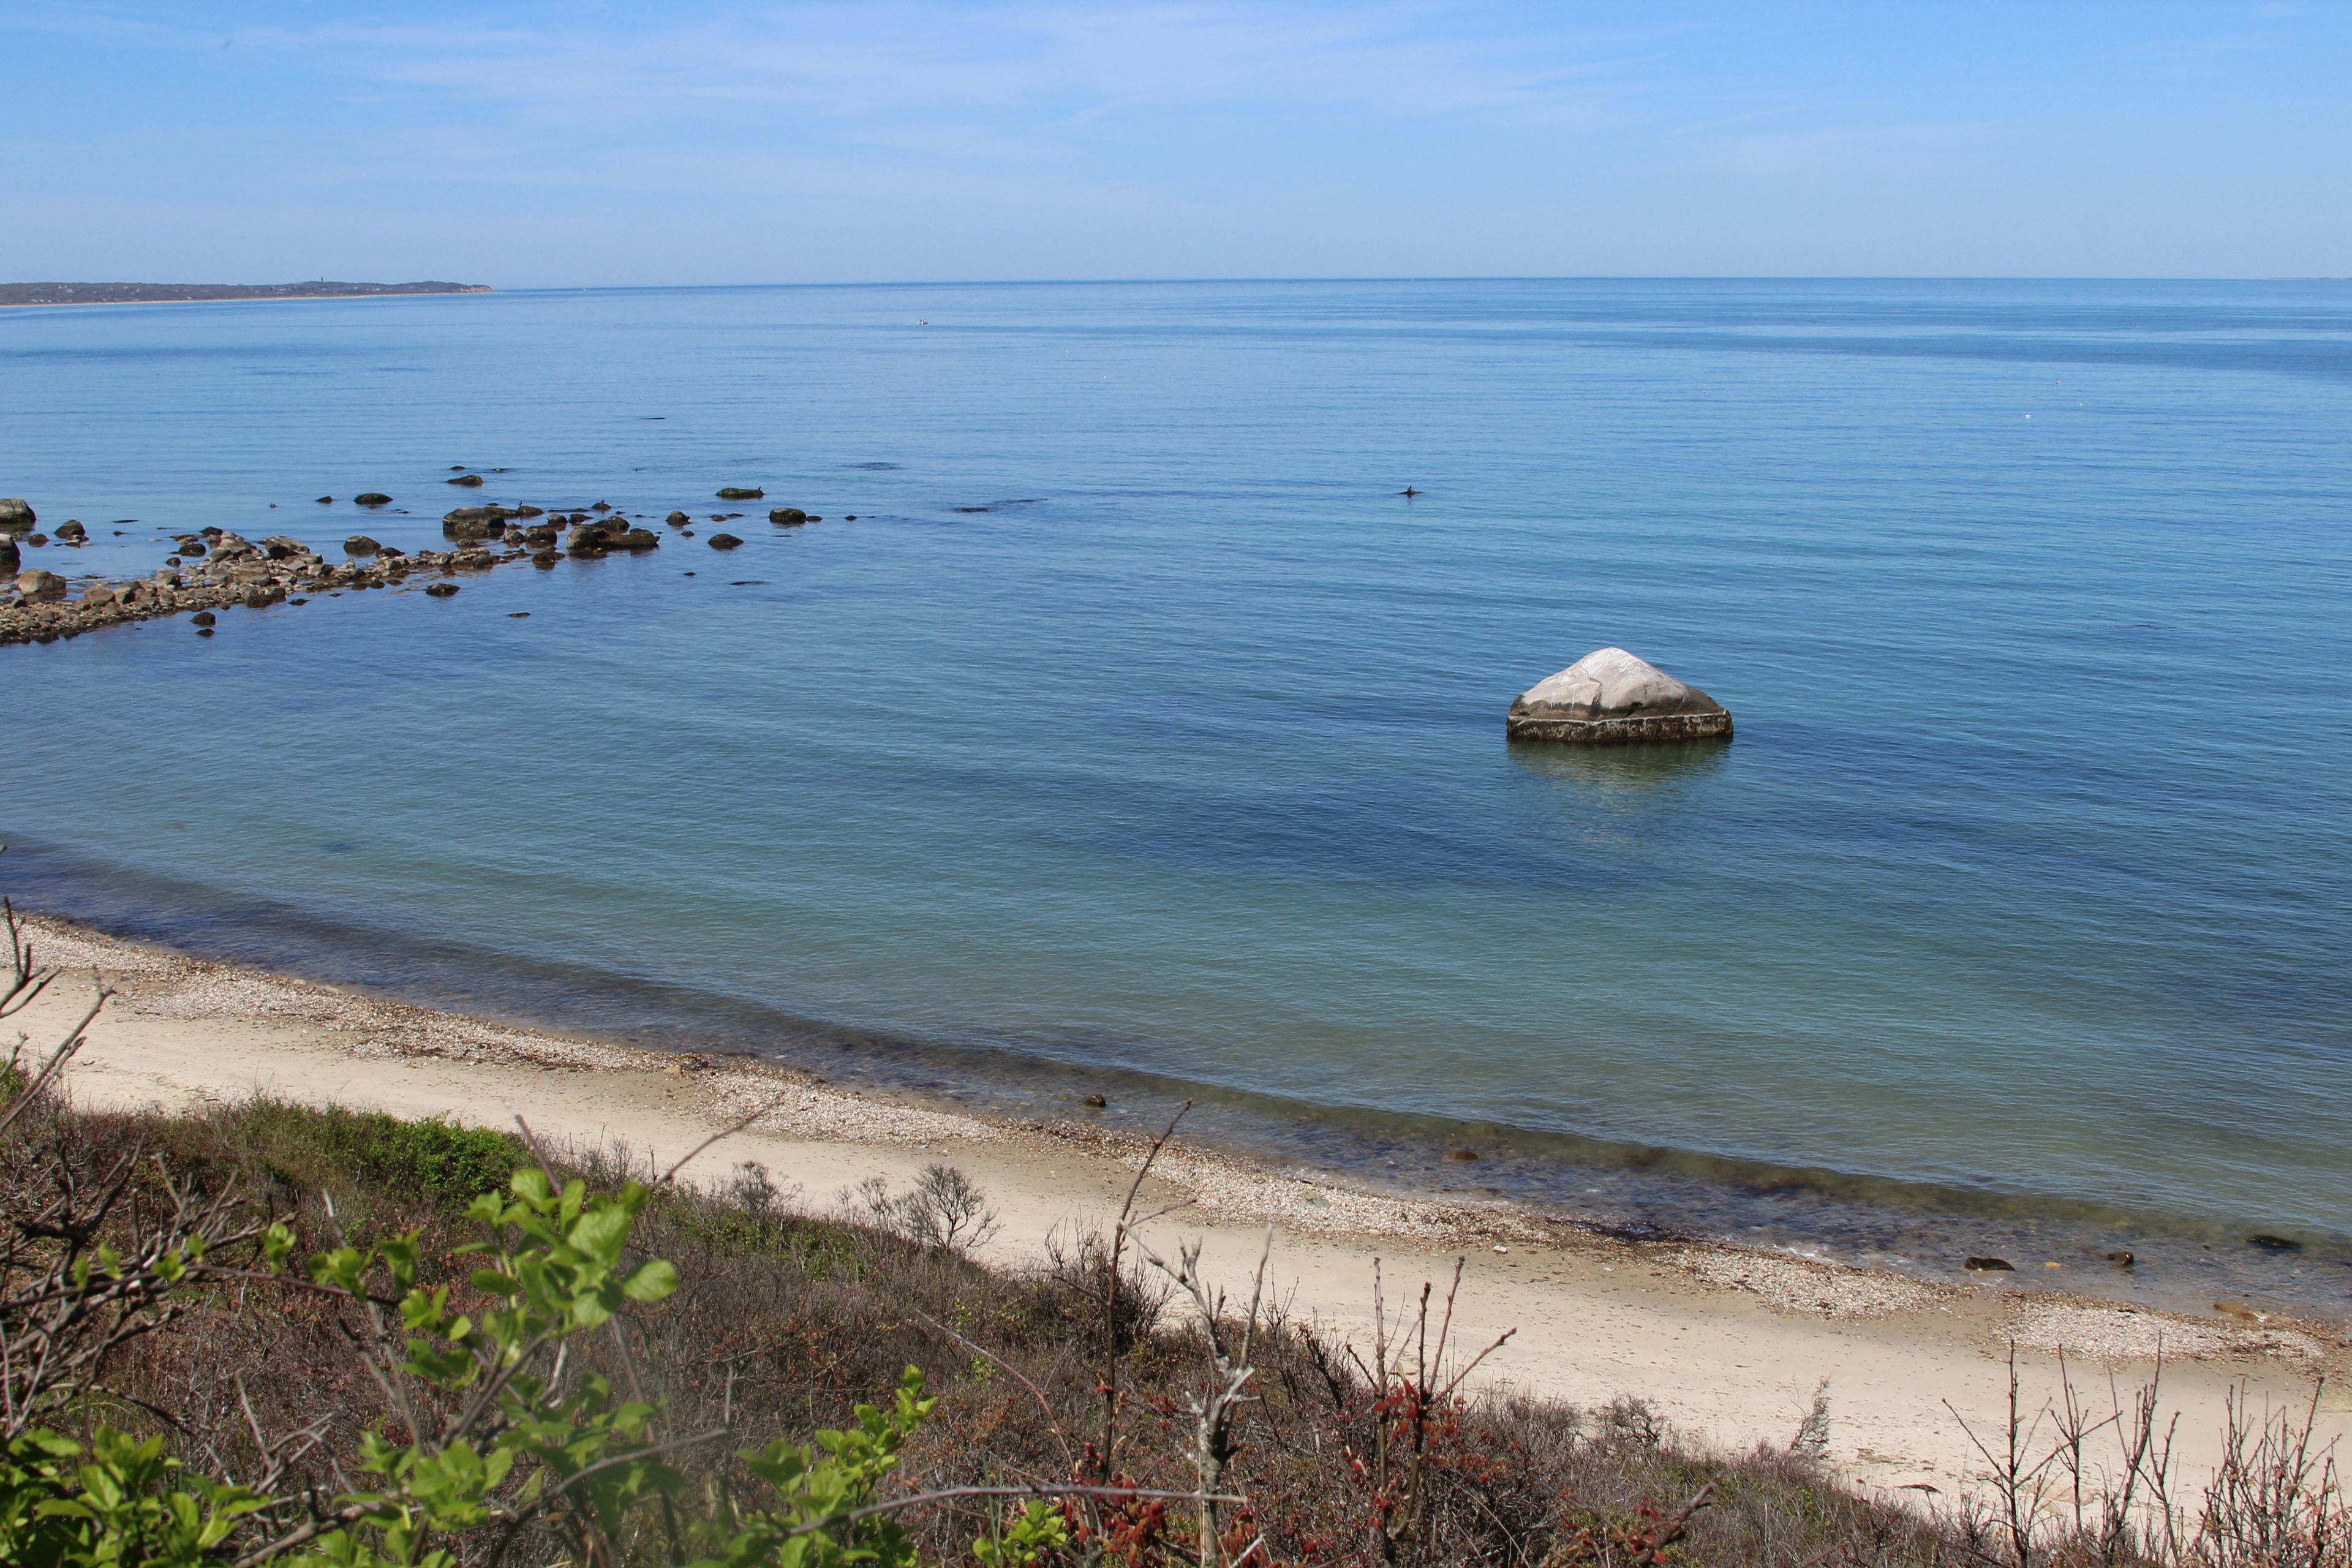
0, 1155, 953, 1567
220, 1099, 524, 1209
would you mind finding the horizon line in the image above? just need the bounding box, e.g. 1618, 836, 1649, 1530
8, 273, 2349, 295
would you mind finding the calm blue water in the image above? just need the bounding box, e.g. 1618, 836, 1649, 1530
4, 280, 2348, 1308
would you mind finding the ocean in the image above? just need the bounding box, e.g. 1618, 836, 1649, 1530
3, 277, 2346, 1313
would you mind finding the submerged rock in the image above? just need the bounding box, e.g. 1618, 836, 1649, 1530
769, 507, 807, 525
567, 518, 631, 552
443, 505, 519, 540
447, 473, 485, 488
354, 492, 393, 507
707, 532, 744, 550
1506, 647, 1732, 744
716, 486, 764, 500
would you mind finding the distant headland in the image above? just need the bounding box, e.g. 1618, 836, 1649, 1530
0, 281, 491, 307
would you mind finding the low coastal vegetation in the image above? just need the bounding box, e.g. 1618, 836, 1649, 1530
2, 900, 2345, 1566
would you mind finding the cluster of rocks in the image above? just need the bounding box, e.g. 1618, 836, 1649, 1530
440, 502, 662, 562
1, 498, 44, 569
1, 485, 835, 648
2, 521, 516, 646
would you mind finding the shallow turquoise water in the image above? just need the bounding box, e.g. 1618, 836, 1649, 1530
3, 280, 2348, 1306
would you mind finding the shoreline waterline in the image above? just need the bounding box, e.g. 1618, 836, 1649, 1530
8, 842, 2344, 1324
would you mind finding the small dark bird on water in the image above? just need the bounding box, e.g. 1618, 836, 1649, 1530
1399, 486, 1420, 496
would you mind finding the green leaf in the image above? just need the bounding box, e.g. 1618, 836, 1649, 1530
470, 1267, 522, 1298
509, 1167, 554, 1207
568, 1204, 630, 1267
620, 1259, 679, 1303
262, 1221, 300, 1273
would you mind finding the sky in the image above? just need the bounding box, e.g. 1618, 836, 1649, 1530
1, 1, 2347, 284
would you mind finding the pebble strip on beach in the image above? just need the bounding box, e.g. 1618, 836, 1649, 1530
0, 486, 823, 648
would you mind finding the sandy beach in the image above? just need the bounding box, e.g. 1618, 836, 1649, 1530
12, 911, 2346, 1509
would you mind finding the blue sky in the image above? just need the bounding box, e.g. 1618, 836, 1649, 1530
2, 2, 2347, 283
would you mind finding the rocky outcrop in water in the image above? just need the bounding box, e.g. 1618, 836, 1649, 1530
445, 505, 521, 541
0, 481, 860, 648
1506, 647, 1732, 744
563, 518, 661, 555
0, 527, 513, 645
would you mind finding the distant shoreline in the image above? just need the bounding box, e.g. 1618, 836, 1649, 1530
0, 281, 491, 308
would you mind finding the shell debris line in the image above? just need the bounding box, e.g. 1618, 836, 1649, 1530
703, 1076, 1006, 1148
1668, 1248, 1941, 1318
1117, 1143, 1550, 1244
2005, 1302, 2325, 1364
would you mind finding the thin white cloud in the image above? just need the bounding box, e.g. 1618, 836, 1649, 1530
226, 2, 1641, 129
5, 0, 2345, 279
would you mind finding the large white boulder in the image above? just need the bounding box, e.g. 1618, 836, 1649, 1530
1507, 647, 1731, 742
